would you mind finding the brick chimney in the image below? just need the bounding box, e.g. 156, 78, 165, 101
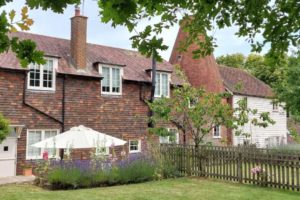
70, 6, 87, 70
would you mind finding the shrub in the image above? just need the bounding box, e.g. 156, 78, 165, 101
48, 168, 82, 189
45, 154, 158, 189
118, 158, 156, 184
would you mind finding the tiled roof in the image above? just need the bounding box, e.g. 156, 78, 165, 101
219, 65, 273, 98
0, 32, 182, 85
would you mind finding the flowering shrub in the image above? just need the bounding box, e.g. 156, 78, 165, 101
45, 154, 157, 189
251, 166, 269, 186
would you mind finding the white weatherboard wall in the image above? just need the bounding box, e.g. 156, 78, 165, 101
232, 95, 287, 148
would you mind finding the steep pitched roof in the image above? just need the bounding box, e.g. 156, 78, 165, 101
0, 32, 182, 85
169, 27, 225, 93
219, 65, 273, 98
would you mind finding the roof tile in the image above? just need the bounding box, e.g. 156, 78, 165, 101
219, 65, 273, 98
1, 32, 183, 85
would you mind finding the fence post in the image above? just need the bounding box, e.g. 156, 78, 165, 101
237, 152, 243, 183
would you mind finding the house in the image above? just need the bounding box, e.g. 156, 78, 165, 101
0, 8, 182, 177
219, 65, 287, 148
169, 25, 287, 148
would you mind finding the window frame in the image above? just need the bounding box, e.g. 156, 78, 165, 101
159, 128, 179, 144
272, 102, 279, 112
27, 58, 57, 91
213, 125, 221, 139
154, 72, 170, 98
99, 64, 123, 95
26, 129, 59, 160
128, 139, 141, 153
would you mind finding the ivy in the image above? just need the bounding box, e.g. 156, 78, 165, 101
0, 113, 10, 143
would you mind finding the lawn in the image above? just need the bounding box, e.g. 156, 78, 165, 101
0, 178, 299, 200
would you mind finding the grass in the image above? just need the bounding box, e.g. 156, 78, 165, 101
0, 178, 299, 200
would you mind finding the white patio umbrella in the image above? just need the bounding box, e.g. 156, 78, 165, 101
32, 125, 126, 149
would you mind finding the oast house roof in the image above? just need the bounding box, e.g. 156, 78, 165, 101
219, 65, 273, 98
0, 32, 182, 85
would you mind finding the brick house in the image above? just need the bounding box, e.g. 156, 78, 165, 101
0, 9, 182, 177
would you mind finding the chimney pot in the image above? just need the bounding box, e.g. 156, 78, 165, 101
75, 6, 80, 16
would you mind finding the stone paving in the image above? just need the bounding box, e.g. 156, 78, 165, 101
0, 176, 35, 185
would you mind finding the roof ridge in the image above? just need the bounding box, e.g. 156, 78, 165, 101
218, 64, 272, 89
14, 31, 139, 54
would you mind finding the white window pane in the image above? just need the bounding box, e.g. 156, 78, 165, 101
159, 136, 170, 144
27, 131, 42, 157
214, 126, 220, 137
102, 67, 110, 92
112, 68, 120, 93
129, 140, 140, 152
44, 130, 57, 156
29, 64, 40, 87
161, 74, 169, 97
155, 73, 161, 96
43, 60, 53, 88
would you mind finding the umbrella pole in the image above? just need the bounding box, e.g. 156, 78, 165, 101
59, 149, 64, 160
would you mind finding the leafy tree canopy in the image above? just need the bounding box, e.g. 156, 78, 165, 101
98, 0, 300, 59
217, 52, 288, 87
216, 53, 245, 68
0, 0, 80, 67
1, 0, 300, 65
148, 69, 275, 147
275, 51, 300, 120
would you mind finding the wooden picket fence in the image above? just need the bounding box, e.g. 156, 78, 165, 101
160, 144, 300, 191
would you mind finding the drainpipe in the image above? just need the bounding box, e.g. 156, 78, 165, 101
59, 74, 66, 160
23, 72, 63, 125
148, 49, 156, 128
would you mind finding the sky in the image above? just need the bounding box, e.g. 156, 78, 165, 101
1, 0, 266, 61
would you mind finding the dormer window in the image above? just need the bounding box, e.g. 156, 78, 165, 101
99, 65, 122, 95
27, 58, 57, 91
155, 72, 170, 98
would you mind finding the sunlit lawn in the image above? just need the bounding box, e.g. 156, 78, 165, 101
0, 178, 299, 200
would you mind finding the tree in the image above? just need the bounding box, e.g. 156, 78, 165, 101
217, 52, 288, 87
1, 0, 299, 65
0, 0, 80, 67
148, 70, 275, 148
233, 97, 275, 142
216, 53, 245, 68
148, 83, 233, 148
0, 113, 10, 143
275, 51, 300, 120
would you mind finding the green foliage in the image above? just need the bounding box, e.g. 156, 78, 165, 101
26, 0, 80, 13
0, 113, 10, 143
0, 5, 45, 67
217, 52, 288, 87
47, 159, 158, 190
98, 0, 299, 59
48, 168, 82, 189
275, 52, 300, 120
148, 82, 234, 147
1, 1, 299, 66
216, 53, 245, 68
233, 97, 275, 138
118, 159, 156, 184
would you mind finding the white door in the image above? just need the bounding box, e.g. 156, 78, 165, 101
0, 135, 17, 177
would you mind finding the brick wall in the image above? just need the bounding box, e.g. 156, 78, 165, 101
169, 27, 232, 146
0, 69, 153, 174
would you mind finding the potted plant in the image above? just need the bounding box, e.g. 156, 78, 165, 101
22, 162, 33, 176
